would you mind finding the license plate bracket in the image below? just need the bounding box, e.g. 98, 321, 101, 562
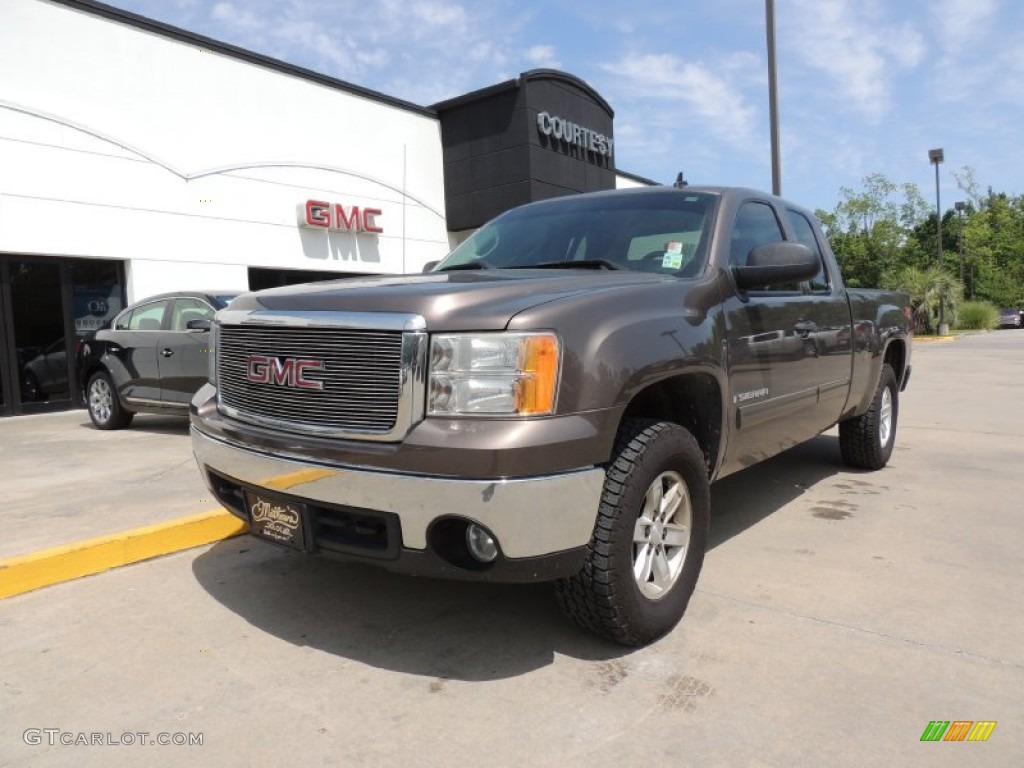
245, 491, 307, 551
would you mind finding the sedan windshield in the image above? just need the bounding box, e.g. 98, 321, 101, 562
436, 190, 715, 276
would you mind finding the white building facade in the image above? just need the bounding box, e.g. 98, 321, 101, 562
0, 0, 654, 416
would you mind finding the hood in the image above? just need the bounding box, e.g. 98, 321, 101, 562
229, 270, 670, 331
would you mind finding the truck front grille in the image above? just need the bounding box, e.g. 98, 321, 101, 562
217, 325, 405, 435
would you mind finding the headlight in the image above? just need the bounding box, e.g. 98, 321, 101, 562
428, 332, 560, 416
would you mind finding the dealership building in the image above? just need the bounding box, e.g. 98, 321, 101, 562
0, 0, 655, 417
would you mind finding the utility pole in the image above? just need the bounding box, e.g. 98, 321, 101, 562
766, 0, 781, 196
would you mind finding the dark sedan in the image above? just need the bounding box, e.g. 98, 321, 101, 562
999, 308, 1022, 329
77, 291, 238, 429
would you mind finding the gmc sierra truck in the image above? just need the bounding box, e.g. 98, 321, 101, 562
190, 186, 911, 646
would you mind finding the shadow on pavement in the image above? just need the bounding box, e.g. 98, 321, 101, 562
709, 434, 843, 550
74, 414, 191, 435
193, 540, 627, 681
192, 433, 845, 681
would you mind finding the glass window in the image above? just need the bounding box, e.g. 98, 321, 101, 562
785, 209, 830, 292
10, 261, 69, 403
114, 311, 132, 330
71, 260, 124, 337
169, 298, 215, 332
126, 301, 168, 331
729, 201, 784, 267
436, 191, 713, 276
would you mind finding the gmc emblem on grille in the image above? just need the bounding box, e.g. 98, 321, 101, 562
246, 355, 325, 390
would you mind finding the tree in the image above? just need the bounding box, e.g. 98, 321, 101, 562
821, 168, 1024, 313
817, 173, 930, 288
887, 266, 963, 334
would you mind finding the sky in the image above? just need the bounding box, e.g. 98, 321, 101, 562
105, 0, 1023, 214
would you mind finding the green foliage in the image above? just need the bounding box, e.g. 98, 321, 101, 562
822, 169, 1024, 310
819, 173, 932, 288
887, 266, 963, 334
955, 300, 1000, 330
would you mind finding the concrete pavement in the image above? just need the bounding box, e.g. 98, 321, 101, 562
1, 330, 1022, 766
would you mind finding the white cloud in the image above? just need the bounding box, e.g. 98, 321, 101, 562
933, 0, 997, 59
785, 0, 925, 121
524, 45, 560, 69
211, 1, 264, 31
601, 52, 757, 145
410, 0, 468, 28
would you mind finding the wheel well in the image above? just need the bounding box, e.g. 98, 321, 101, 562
80, 363, 106, 395
884, 339, 906, 382
619, 373, 723, 476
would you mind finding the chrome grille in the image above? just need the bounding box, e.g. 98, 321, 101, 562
217, 325, 404, 435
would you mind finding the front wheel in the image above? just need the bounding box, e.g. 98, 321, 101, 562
555, 419, 710, 647
87, 371, 134, 430
839, 363, 898, 470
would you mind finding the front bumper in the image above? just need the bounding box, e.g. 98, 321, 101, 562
192, 425, 605, 582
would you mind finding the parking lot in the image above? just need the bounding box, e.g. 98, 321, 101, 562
1, 331, 1022, 767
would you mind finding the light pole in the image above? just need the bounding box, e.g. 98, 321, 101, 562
928, 148, 946, 334
955, 200, 966, 288
928, 148, 944, 264
766, 0, 781, 196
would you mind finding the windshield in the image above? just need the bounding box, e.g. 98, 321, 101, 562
435, 190, 715, 276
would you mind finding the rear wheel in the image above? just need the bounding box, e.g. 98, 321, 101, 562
87, 371, 134, 430
555, 419, 710, 647
839, 363, 898, 470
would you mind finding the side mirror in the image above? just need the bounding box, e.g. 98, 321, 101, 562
733, 242, 819, 290
186, 318, 212, 332
422, 260, 439, 273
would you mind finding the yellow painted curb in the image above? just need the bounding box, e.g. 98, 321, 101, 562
0, 509, 246, 600
912, 335, 957, 343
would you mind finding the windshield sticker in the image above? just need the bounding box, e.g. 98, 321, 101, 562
662, 252, 683, 269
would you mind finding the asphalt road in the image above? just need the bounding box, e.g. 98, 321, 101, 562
2, 331, 1022, 766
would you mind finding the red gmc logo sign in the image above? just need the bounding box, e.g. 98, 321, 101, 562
246, 355, 325, 390
300, 200, 383, 233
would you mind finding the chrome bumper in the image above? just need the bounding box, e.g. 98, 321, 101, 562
191, 426, 604, 559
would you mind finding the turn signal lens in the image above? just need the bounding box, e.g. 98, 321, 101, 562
516, 334, 559, 415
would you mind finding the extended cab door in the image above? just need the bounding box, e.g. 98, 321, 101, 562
720, 199, 844, 470
780, 208, 853, 427
157, 298, 216, 407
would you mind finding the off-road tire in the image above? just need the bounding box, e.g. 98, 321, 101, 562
555, 419, 710, 647
87, 370, 134, 430
839, 363, 898, 470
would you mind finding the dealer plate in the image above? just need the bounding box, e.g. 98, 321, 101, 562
246, 492, 307, 551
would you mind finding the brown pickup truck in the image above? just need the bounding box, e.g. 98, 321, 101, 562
191, 186, 911, 646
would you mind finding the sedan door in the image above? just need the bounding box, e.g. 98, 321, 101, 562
108, 300, 169, 406
157, 298, 217, 406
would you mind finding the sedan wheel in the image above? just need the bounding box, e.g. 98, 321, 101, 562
89, 376, 113, 423
86, 371, 133, 430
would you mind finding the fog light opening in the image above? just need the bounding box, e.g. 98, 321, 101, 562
466, 523, 498, 563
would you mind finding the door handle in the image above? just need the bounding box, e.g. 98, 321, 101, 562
161, 348, 174, 358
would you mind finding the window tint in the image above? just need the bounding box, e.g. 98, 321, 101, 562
114, 310, 133, 330
437, 191, 713, 276
785, 209, 830, 292
125, 301, 168, 331
729, 202, 784, 267
169, 298, 215, 331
